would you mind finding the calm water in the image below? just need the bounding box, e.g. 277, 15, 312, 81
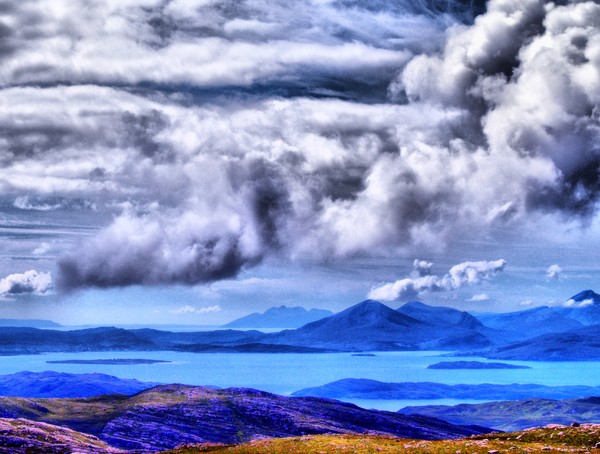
2, 351, 599, 410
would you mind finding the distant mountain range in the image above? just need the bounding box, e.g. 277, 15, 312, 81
399, 396, 600, 431
266, 300, 494, 351
223, 305, 333, 329
475, 324, 600, 360
0, 384, 487, 451
292, 378, 600, 401
474, 289, 600, 337
474, 305, 584, 339
0, 290, 599, 357
0, 318, 60, 328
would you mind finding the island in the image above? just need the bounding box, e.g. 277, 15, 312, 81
427, 361, 531, 370
47, 359, 171, 365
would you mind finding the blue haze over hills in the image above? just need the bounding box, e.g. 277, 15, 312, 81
223, 306, 334, 329
0, 290, 599, 360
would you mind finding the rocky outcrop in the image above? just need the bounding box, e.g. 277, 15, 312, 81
0, 418, 122, 453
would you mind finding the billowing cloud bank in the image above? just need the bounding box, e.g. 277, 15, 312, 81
0, 271, 53, 297
368, 259, 506, 301
0, 0, 597, 290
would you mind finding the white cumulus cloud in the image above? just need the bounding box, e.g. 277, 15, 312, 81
368, 259, 506, 301
546, 264, 563, 281
0, 270, 53, 296
170, 305, 221, 315
469, 293, 490, 302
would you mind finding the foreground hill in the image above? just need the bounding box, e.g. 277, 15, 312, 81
166, 424, 600, 453
4, 420, 600, 454
400, 396, 600, 431
292, 378, 600, 401
268, 300, 493, 351
0, 384, 485, 451
0, 371, 157, 398
4, 419, 600, 453
223, 306, 333, 329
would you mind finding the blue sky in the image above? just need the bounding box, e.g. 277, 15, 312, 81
0, 0, 599, 325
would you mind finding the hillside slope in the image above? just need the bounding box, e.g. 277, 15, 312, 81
0, 384, 486, 451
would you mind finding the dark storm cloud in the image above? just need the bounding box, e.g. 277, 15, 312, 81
0, 0, 598, 290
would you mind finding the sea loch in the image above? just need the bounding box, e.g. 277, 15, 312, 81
2, 350, 600, 411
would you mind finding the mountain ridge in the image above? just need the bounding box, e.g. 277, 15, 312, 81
472, 323, 600, 360
223, 305, 333, 329
0, 292, 597, 355
266, 300, 493, 351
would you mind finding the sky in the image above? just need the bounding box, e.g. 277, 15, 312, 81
0, 0, 600, 325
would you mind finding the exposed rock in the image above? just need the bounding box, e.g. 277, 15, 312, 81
0, 418, 122, 453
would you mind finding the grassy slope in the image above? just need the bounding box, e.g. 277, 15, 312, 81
0, 393, 132, 435
165, 424, 600, 453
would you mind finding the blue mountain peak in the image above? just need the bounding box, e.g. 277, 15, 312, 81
570, 290, 600, 304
